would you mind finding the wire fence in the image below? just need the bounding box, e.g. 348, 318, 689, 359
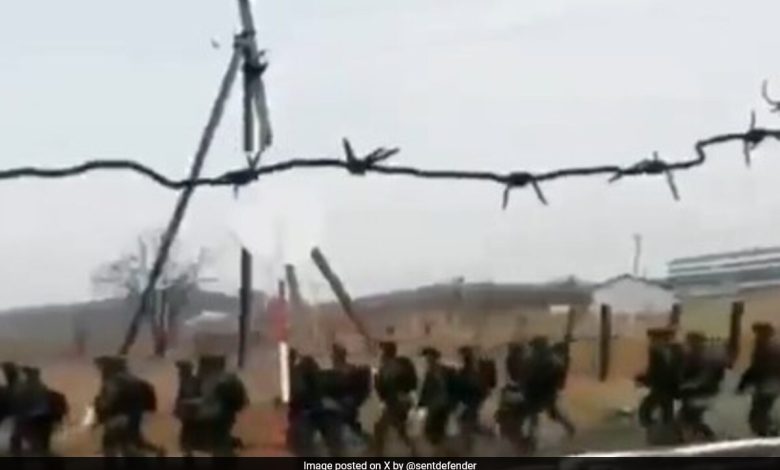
2, 0, 780, 354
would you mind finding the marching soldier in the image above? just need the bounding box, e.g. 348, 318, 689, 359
497, 341, 532, 453
93, 356, 163, 457
196, 355, 248, 456
737, 322, 780, 437
454, 346, 494, 453
524, 336, 576, 441
677, 332, 727, 442
2, 362, 23, 455
174, 360, 200, 456
417, 347, 455, 454
287, 352, 323, 456
373, 341, 418, 457
326, 344, 371, 445
12, 367, 68, 456
635, 327, 681, 441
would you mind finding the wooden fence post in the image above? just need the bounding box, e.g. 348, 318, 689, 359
727, 300, 745, 367
669, 303, 682, 329
599, 304, 612, 382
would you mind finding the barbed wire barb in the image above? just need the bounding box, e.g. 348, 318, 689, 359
762, 79, 780, 113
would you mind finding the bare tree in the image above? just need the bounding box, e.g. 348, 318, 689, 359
91, 229, 212, 356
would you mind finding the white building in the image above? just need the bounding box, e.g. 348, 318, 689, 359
590, 274, 677, 317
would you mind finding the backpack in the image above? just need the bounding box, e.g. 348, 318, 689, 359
478, 358, 497, 391
397, 357, 418, 393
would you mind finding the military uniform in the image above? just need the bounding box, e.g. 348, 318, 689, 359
174, 360, 200, 456
287, 354, 324, 456
196, 355, 248, 456
417, 347, 455, 451
496, 342, 533, 452
15, 367, 68, 455
93, 356, 163, 457
524, 337, 575, 440
737, 323, 780, 437
636, 327, 680, 437
373, 341, 418, 457
677, 332, 726, 441
454, 346, 494, 453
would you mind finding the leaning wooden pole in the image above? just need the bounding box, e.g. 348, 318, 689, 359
599, 304, 612, 382
310, 247, 375, 352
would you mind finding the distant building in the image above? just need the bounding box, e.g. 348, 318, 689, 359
668, 246, 780, 298
590, 274, 677, 316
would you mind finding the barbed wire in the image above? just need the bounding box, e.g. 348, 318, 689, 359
2, 108, 780, 209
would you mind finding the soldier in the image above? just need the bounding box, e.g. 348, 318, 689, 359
196, 355, 248, 456
417, 347, 456, 454
2, 361, 23, 455
496, 341, 532, 453
737, 322, 780, 437
373, 341, 418, 457
174, 360, 200, 456
14, 367, 68, 456
322, 343, 371, 451
524, 336, 576, 441
287, 352, 323, 456
635, 327, 681, 441
677, 332, 727, 442
453, 346, 494, 453
93, 356, 163, 457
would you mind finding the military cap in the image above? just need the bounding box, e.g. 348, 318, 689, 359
647, 326, 676, 338
198, 354, 226, 371
175, 360, 193, 370
379, 341, 397, 354
331, 343, 347, 356
685, 331, 707, 344
420, 346, 441, 359
752, 322, 775, 334
21, 366, 40, 379
458, 345, 475, 356
530, 335, 549, 348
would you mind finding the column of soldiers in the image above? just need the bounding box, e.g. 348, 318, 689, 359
1, 321, 779, 457
285, 337, 573, 457
635, 322, 780, 444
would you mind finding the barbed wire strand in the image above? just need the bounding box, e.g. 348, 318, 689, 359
4, 120, 780, 207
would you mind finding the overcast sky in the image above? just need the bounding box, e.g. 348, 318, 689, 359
2, 0, 780, 310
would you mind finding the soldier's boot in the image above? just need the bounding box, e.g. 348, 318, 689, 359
637, 393, 658, 429
458, 405, 480, 453
388, 406, 417, 457
546, 401, 576, 437
749, 394, 779, 437
678, 403, 715, 442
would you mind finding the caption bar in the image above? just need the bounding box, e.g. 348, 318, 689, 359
305, 461, 477, 470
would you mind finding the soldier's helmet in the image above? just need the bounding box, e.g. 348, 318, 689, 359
22, 366, 41, 382
331, 343, 347, 360
530, 335, 549, 350
198, 355, 227, 373
752, 322, 775, 336
420, 346, 441, 360
379, 341, 397, 356
458, 345, 475, 359
94, 356, 126, 374
647, 326, 676, 340
175, 360, 193, 373
685, 331, 707, 346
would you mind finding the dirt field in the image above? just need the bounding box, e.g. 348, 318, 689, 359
4, 288, 780, 456
1, 350, 764, 457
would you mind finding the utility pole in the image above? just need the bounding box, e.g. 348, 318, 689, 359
235, 0, 272, 369
632, 233, 642, 276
